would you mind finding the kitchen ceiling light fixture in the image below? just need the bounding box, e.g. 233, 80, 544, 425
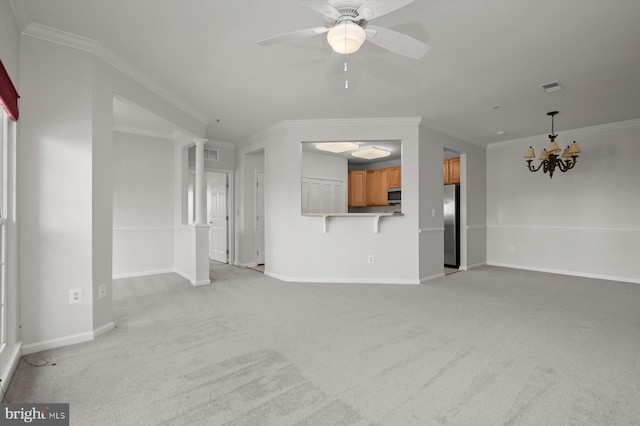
352, 147, 391, 160
315, 141, 359, 153
326, 21, 366, 54
524, 111, 581, 178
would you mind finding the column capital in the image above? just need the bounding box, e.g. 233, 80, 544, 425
193, 137, 208, 146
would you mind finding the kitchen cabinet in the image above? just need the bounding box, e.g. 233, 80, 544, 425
443, 158, 460, 184
349, 165, 401, 207
302, 178, 345, 214
348, 171, 367, 207
388, 166, 401, 188
366, 168, 389, 206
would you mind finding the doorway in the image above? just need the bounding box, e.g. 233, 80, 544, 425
207, 171, 228, 263
443, 149, 462, 275
255, 170, 265, 266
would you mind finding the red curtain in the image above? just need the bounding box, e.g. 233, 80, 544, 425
0, 59, 19, 121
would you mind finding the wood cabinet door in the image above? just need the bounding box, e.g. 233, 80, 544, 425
366, 170, 377, 205
443, 160, 449, 184
349, 171, 367, 206
388, 166, 401, 188
449, 158, 460, 184
376, 168, 389, 205
366, 169, 389, 206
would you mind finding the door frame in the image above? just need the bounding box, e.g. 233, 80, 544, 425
442, 150, 467, 271
204, 168, 234, 266
254, 170, 265, 265
206, 171, 229, 263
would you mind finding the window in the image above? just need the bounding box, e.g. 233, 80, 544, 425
0, 109, 7, 349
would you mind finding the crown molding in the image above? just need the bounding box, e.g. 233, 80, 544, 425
9, 0, 31, 33
237, 121, 288, 147
282, 117, 423, 128
238, 117, 423, 148
418, 119, 479, 147
487, 117, 640, 149
113, 125, 174, 141
21, 22, 210, 126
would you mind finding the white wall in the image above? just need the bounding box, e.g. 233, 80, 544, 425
417, 125, 487, 280
112, 131, 175, 277
238, 119, 423, 284
235, 119, 487, 284
19, 36, 95, 351
301, 150, 348, 182
487, 119, 640, 283
0, 0, 23, 395
19, 29, 206, 352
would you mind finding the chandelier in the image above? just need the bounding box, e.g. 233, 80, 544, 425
524, 111, 581, 178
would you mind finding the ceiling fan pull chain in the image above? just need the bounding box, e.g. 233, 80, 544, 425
344, 22, 349, 89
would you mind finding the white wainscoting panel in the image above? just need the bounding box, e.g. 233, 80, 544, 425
112, 227, 175, 278
487, 225, 640, 284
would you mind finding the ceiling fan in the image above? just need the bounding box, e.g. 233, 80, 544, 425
257, 0, 429, 59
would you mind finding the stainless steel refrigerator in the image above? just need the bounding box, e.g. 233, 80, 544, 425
443, 184, 460, 267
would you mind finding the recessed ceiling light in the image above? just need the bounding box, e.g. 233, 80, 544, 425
351, 147, 391, 160
496, 130, 506, 135
315, 142, 359, 153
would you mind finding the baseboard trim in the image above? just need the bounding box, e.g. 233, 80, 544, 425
265, 271, 420, 285
487, 262, 640, 285
93, 322, 115, 339
112, 268, 176, 280
460, 262, 486, 271
22, 321, 117, 356
0, 342, 22, 396
173, 269, 194, 283
420, 273, 445, 283
22, 330, 94, 355
191, 279, 211, 286
236, 262, 258, 268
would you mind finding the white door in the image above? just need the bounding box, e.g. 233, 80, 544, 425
255, 171, 265, 264
207, 172, 228, 263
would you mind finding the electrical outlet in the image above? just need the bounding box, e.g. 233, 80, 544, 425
99, 285, 107, 300
432, 208, 436, 217
69, 288, 82, 304
368, 255, 375, 264
508, 246, 515, 253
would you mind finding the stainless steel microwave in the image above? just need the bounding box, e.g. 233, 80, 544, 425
387, 188, 401, 204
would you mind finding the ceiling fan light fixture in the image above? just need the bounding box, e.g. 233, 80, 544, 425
327, 21, 366, 54
351, 147, 391, 160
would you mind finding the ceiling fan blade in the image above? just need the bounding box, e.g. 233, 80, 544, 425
365, 25, 429, 59
357, 0, 415, 20
303, 0, 342, 20
257, 27, 330, 46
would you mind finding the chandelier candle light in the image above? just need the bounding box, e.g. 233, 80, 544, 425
524, 111, 581, 178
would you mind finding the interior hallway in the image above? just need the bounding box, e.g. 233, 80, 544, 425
6, 264, 640, 425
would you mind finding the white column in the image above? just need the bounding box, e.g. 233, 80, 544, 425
194, 137, 207, 225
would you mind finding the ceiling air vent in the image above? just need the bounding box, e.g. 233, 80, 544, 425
204, 148, 218, 161
540, 81, 563, 93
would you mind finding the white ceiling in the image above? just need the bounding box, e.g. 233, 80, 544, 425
17, 0, 640, 146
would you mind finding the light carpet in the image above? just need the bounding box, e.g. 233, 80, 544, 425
7, 264, 640, 425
